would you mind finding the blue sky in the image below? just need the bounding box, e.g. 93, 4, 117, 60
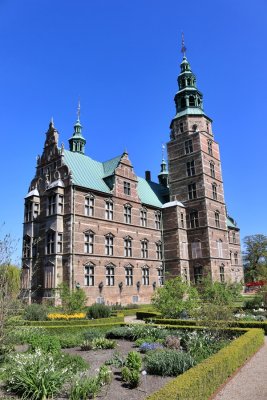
0, 0, 266, 262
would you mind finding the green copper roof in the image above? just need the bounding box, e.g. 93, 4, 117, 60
63, 149, 167, 207
173, 107, 207, 119
227, 216, 239, 229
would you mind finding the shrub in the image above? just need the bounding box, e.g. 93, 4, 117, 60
164, 335, 181, 350
125, 351, 142, 371
24, 303, 48, 321
86, 303, 112, 319
106, 324, 170, 341
139, 342, 164, 353
4, 350, 70, 399
92, 337, 116, 349
97, 364, 113, 385
70, 375, 100, 400
28, 334, 61, 354
80, 340, 94, 351
145, 349, 195, 376
58, 333, 83, 348
105, 351, 125, 368
121, 366, 140, 388
55, 352, 89, 374
83, 328, 104, 341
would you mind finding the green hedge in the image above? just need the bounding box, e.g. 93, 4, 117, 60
136, 311, 161, 320
148, 318, 267, 334
20, 316, 124, 327
145, 328, 264, 400
38, 322, 126, 335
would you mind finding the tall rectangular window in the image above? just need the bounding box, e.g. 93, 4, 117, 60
156, 242, 162, 260
194, 265, 203, 284
105, 235, 114, 256
217, 240, 223, 258
58, 195, 64, 214
187, 160, 195, 176
210, 162, 215, 178
191, 241, 202, 258
208, 140, 213, 156
215, 211, 220, 228
157, 268, 164, 286
25, 203, 32, 222
33, 203, 39, 219
142, 267, 149, 285
105, 200, 113, 220
84, 264, 94, 286
23, 236, 31, 258
85, 196, 94, 216
234, 252, 238, 265
84, 232, 94, 254
212, 184, 217, 200
125, 267, 133, 286
180, 213, 184, 228
106, 265, 115, 286
57, 233, 63, 253
124, 181, 131, 195
185, 139, 193, 154
188, 183, 197, 199
124, 205, 131, 224
220, 265, 225, 283
155, 212, 161, 229
183, 267, 188, 283
46, 231, 55, 254
189, 211, 199, 228
124, 237, 132, 257
47, 195, 56, 216
141, 240, 148, 258
232, 232, 236, 244
140, 208, 147, 227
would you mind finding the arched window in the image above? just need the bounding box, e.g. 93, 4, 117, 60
210, 161, 215, 178
215, 211, 220, 228
189, 96, 195, 106
220, 264, 225, 283
212, 183, 217, 200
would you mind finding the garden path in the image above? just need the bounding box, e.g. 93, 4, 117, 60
213, 337, 267, 400
124, 315, 145, 324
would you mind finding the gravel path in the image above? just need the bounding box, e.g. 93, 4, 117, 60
213, 337, 267, 400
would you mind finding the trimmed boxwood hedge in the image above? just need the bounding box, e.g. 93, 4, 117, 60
39, 322, 126, 335
147, 318, 267, 334
145, 328, 264, 400
136, 311, 161, 320
19, 316, 124, 326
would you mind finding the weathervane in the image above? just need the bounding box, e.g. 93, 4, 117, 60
77, 100, 81, 121
181, 32, 186, 57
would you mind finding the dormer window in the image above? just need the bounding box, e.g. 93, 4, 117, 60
124, 181, 131, 195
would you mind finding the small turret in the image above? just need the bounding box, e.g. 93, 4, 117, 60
69, 102, 86, 154
158, 145, 169, 187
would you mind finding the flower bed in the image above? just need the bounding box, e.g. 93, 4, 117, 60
47, 312, 86, 320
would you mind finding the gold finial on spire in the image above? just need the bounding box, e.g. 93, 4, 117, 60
77, 100, 81, 121
181, 32, 186, 57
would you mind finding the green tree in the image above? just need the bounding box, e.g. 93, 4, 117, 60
193, 277, 242, 326
243, 234, 267, 282
151, 277, 199, 318
59, 283, 87, 313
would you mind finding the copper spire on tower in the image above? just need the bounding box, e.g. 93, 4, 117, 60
181, 32, 186, 57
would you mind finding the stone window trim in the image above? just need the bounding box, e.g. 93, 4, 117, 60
185, 139, 193, 154
84, 230, 95, 254
84, 193, 95, 217
84, 262, 95, 286
220, 264, 225, 283
215, 210, 220, 228
157, 266, 164, 286
188, 182, 197, 200
124, 181, 131, 196
124, 203, 132, 224
105, 263, 115, 286
105, 233, 114, 256
194, 264, 203, 284
208, 139, 213, 156
191, 240, 202, 259
189, 210, 199, 229
57, 232, 63, 253
46, 229, 55, 255
155, 211, 161, 230
21, 264, 30, 289
142, 265, 150, 286
124, 236, 133, 257
44, 261, 55, 289
25, 201, 39, 222
155, 241, 162, 260
141, 239, 149, 259
46, 192, 64, 216
186, 160, 196, 177
23, 235, 31, 258
212, 183, 218, 200
217, 239, 223, 258
210, 161, 215, 178
234, 252, 238, 265
105, 198, 114, 220
125, 264, 134, 286
140, 207, 147, 227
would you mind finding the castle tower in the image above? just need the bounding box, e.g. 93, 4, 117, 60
166, 49, 234, 283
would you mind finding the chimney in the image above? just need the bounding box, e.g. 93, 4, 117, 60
145, 170, 151, 181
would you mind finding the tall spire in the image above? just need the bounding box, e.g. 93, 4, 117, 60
171, 40, 204, 121
158, 144, 169, 187
69, 102, 86, 154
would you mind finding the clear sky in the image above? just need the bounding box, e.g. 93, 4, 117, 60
0, 0, 266, 263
